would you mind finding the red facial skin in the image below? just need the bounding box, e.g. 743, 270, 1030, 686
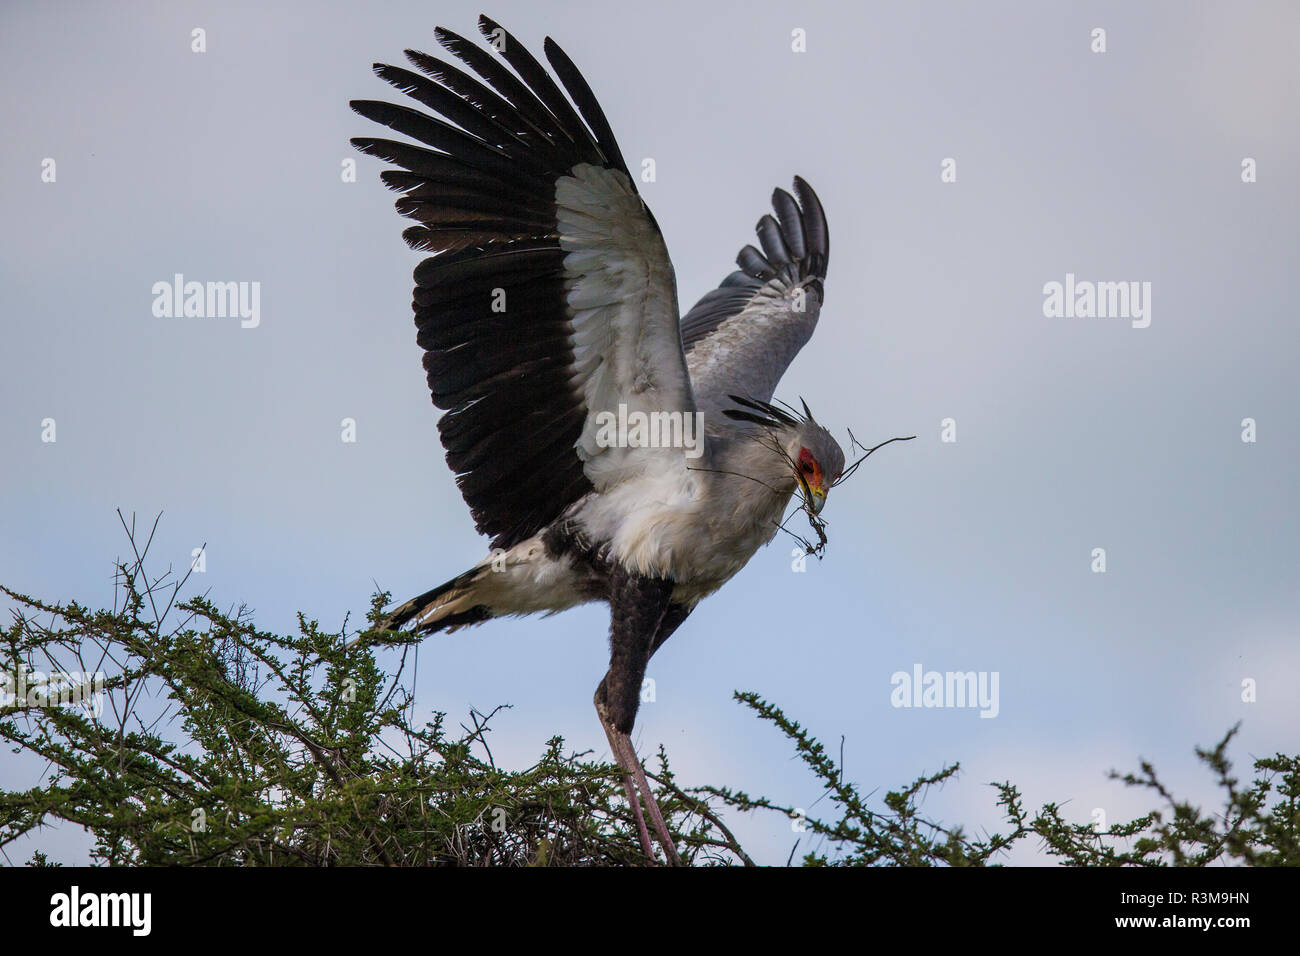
798, 447, 823, 495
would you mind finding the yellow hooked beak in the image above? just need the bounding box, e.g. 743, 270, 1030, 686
800, 477, 827, 515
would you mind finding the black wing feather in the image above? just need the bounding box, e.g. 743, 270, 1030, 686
353, 22, 642, 550
679, 176, 829, 354
542, 37, 633, 182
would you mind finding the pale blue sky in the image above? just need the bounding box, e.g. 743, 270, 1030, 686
2, 0, 1297, 864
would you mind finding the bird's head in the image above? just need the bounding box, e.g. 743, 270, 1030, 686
723, 395, 845, 515
787, 420, 845, 515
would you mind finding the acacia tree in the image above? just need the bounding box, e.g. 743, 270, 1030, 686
1, 514, 1295, 866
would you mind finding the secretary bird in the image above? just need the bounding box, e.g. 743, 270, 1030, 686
354, 15, 872, 865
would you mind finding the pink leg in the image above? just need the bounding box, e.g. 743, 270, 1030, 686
603, 719, 681, 866
602, 718, 657, 863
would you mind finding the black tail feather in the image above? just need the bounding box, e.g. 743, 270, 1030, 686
382, 566, 491, 633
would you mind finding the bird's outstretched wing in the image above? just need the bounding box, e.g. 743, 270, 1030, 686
352, 17, 694, 551
681, 178, 829, 418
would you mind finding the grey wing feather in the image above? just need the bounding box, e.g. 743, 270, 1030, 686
681, 177, 828, 420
